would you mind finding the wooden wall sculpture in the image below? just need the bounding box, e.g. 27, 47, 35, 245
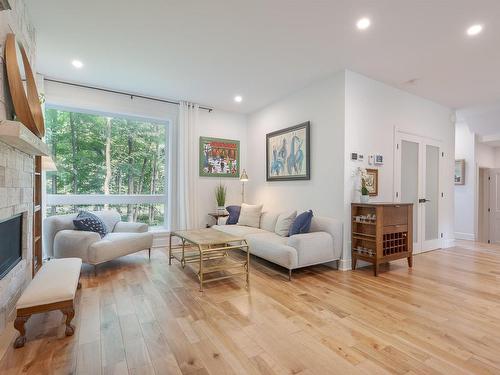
5, 33, 45, 138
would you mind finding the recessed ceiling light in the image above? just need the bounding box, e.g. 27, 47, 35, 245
72, 60, 83, 68
467, 24, 483, 36
234, 95, 243, 103
356, 17, 371, 30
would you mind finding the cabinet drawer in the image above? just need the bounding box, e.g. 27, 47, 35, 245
383, 224, 408, 234
382, 205, 408, 225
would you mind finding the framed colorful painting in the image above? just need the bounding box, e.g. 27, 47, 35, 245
199, 137, 240, 178
266, 121, 310, 181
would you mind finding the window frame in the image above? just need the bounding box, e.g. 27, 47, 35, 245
43, 104, 171, 228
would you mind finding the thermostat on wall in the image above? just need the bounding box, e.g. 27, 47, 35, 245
374, 154, 383, 165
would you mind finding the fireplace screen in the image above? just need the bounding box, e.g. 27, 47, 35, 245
0, 214, 22, 279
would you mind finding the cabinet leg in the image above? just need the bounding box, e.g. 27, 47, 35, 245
352, 257, 357, 270
407, 256, 413, 268
374, 263, 379, 276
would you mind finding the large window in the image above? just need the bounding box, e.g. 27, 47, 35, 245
45, 107, 168, 226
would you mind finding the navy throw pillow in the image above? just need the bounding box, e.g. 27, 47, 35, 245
73, 211, 108, 238
289, 210, 313, 236
226, 205, 241, 225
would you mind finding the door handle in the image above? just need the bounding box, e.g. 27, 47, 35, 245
418, 198, 430, 203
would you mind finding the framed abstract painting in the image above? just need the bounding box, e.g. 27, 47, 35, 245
266, 121, 310, 181
199, 137, 240, 178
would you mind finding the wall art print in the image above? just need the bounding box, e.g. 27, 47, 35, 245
199, 137, 240, 177
266, 121, 310, 181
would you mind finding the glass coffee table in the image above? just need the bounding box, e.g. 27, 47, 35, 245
169, 228, 250, 291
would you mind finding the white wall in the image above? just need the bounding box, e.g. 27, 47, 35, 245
476, 142, 496, 168
246, 71, 345, 221
454, 122, 476, 240
197, 110, 247, 227
245, 69, 455, 269
344, 71, 455, 261
44, 80, 248, 229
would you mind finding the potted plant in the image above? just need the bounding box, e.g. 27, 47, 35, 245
215, 182, 227, 213
356, 168, 370, 203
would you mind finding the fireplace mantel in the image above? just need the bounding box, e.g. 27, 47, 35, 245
0, 120, 49, 156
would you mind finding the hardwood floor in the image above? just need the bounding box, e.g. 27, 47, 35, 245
1, 240, 500, 374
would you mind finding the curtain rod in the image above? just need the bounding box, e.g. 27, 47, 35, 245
44, 78, 213, 112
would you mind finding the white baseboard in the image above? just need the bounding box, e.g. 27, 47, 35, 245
338, 259, 351, 271
454, 232, 475, 241
442, 238, 456, 248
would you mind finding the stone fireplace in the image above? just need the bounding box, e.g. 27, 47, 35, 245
0, 143, 33, 334
0, 0, 37, 337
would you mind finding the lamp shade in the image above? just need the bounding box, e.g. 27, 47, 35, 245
41, 156, 57, 171
240, 169, 248, 182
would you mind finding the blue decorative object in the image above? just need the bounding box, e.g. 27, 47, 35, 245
289, 210, 313, 236
226, 205, 241, 225
73, 211, 108, 238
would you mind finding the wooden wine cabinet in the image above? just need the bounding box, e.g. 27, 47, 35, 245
351, 203, 413, 276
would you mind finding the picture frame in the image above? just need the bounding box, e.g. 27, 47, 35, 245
266, 121, 310, 181
365, 168, 378, 196
455, 159, 465, 185
199, 137, 240, 178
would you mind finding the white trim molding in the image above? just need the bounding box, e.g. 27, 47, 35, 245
454, 232, 475, 241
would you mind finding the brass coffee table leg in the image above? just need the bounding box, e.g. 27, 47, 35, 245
245, 240, 250, 288
181, 239, 186, 268
198, 244, 204, 292
168, 233, 173, 265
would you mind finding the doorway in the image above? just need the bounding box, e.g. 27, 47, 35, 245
394, 131, 442, 254
480, 168, 500, 244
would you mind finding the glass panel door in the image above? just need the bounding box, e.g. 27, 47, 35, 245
396, 131, 441, 254
401, 140, 419, 249
424, 145, 440, 242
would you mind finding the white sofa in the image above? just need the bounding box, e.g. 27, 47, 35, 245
44, 211, 153, 271
213, 211, 342, 279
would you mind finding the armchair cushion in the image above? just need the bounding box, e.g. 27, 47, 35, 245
113, 221, 148, 233
73, 211, 108, 238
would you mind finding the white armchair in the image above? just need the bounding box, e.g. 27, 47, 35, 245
43, 210, 153, 270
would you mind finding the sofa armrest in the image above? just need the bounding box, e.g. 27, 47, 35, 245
53, 230, 101, 262
310, 217, 343, 261
113, 221, 148, 233
287, 231, 338, 267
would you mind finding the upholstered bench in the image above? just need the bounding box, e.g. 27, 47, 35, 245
13, 258, 82, 348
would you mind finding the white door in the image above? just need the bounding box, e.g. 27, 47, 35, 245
395, 131, 442, 253
488, 169, 500, 244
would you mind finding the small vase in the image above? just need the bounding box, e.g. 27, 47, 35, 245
216, 206, 226, 214
360, 195, 369, 203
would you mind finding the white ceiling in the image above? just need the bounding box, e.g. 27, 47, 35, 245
26, 0, 500, 114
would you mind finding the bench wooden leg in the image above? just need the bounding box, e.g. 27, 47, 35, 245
61, 307, 75, 336
13, 315, 30, 348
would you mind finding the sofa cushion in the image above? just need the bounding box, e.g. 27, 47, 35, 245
245, 232, 298, 269
259, 212, 279, 232
73, 211, 108, 238
237, 203, 263, 228
275, 211, 297, 237
213, 224, 267, 237
226, 205, 241, 225
88, 232, 153, 264
289, 210, 314, 236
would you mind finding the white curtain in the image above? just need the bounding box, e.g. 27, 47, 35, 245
169, 101, 199, 230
